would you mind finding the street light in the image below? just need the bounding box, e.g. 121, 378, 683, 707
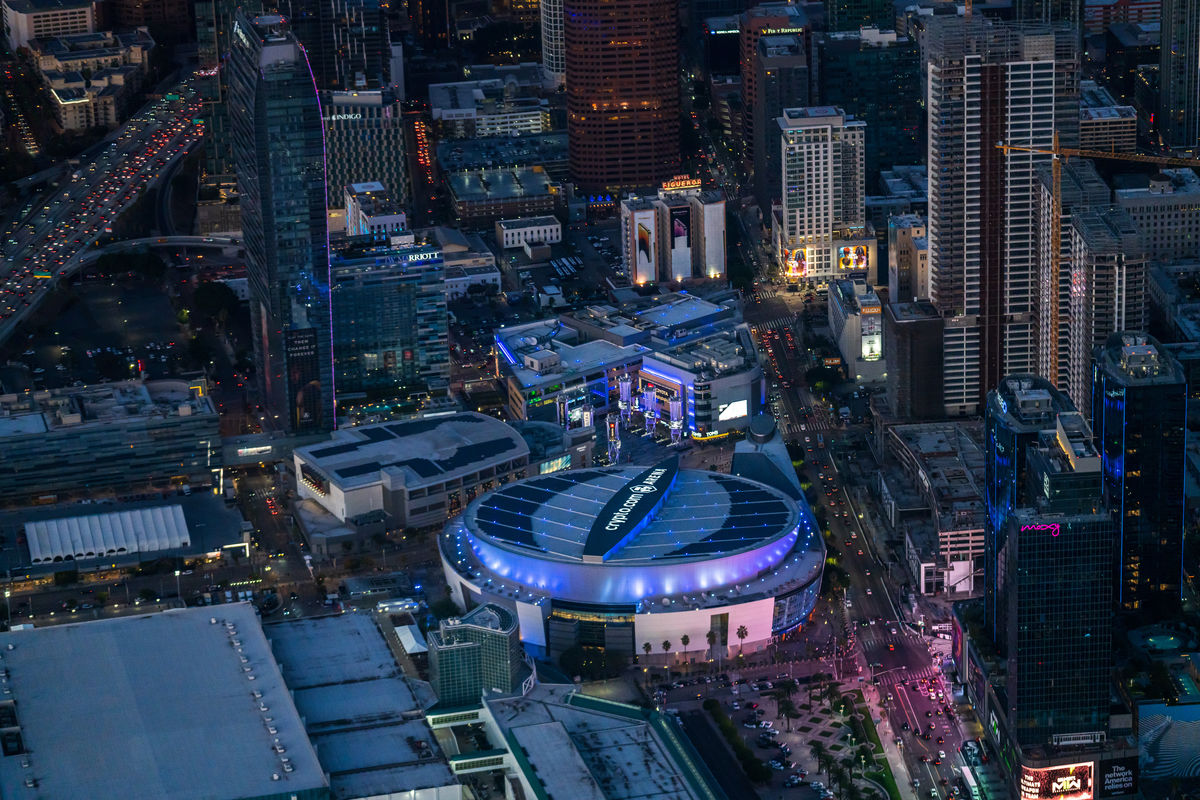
174, 569, 181, 601
4, 590, 9, 629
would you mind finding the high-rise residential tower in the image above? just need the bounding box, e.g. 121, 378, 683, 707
1091, 332, 1187, 617
776, 106, 868, 287
229, 12, 334, 433
564, 0, 679, 192
925, 18, 1079, 415
738, 3, 808, 169
541, 0, 564, 86
1159, 0, 1200, 151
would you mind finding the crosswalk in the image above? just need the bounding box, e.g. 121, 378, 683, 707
875, 664, 943, 688
752, 314, 796, 332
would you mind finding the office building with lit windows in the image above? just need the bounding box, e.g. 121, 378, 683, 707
563, 0, 679, 191
330, 234, 448, 400
428, 604, 528, 706
229, 12, 333, 433
1091, 332, 1186, 617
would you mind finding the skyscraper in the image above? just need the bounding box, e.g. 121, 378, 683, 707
1091, 332, 1187, 616
229, 12, 334, 433
195, 0, 262, 189
813, 27, 922, 186
738, 3, 808, 171
1033, 158, 1110, 393
331, 234, 448, 400
564, 0, 679, 192
983, 379, 1113, 744
925, 18, 1079, 415
752, 34, 809, 208
983, 374, 1076, 645
1066, 208, 1145, 408
777, 106, 868, 287
541, 0, 564, 86
1159, 0, 1200, 151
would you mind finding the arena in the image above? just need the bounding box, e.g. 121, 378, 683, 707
439, 441, 825, 662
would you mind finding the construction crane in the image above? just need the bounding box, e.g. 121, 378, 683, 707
994, 135, 1200, 382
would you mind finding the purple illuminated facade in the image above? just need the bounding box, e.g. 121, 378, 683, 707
439, 465, 824, 658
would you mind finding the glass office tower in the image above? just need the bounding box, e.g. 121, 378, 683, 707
1091, 332, 1187, 616
229, 12, 334, 433
330, 235, 448, 400
428, 604, 525, 706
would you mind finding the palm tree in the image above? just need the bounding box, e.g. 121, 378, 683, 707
706, 629, 720, 672
680, 634, 690, 673
736, 624, 748, 655
643, 641, 652, 664
661, 640, 672, 679
809, 741, 828, 777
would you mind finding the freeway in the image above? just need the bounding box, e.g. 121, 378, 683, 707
0, 82, 204, 346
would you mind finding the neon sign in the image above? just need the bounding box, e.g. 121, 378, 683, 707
1022, 523, 1060, 537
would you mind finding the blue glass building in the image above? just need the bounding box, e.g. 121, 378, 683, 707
330, 234, 449, 401
229, 12, 334, 432
983, 374, 1075, 647
1091, 332, 1187, 616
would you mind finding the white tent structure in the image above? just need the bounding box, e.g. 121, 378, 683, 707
25, 505, 190, 564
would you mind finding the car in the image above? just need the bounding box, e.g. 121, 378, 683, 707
926, 710, 933, 717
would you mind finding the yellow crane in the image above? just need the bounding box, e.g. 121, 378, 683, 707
994, 135, 1200, 381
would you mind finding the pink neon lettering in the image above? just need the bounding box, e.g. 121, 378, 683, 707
1021, 523, 1060, 536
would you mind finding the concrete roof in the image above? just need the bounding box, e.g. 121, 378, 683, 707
295, 412, 528, 491
266, 613, 456, 800
0, 605, 326, 800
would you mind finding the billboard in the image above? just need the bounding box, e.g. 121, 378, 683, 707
1096, 758, 1137, 799
839, 245, 869, 271
637, 223, 653, 265
1020, 763, 1094, 800
671, 206, 690, 250
783, 248, 807, 278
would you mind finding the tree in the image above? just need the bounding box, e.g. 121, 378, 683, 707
679, 633, 690, 671
193, 280, 240, 328
643, 641, 652, 661
429, 598, 461, 619
706, 629, 719, 671
661, 639, 672, 675
736, 624, 748, 655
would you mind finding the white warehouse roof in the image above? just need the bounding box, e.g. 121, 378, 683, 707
25, 505, 190, 564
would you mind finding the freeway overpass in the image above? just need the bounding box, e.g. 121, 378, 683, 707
77, 236, 243, 262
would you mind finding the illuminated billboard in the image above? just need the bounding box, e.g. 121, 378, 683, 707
783, 248, 807, 278
839, 245, 869, 271
638, 223, 653, 266
717, 399, 748, 421
1020, 763, 1094, 800
1096, 758, 1137, 799
671, 206, 690, 251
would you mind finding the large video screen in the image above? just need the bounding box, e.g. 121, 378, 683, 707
1020, 763, 1094, 800
671, 206, 690, 251
838, 245, 868, 271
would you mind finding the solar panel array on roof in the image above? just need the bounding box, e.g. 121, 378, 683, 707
308, 415, 491, 461
332, 437, 519, 481
474, 470, 613, 548
664, 475, 792, 558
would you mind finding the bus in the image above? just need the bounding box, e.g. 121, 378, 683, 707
961, 767, 982, 800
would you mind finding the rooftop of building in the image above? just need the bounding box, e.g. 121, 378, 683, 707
0, 379, 216, 438
463, 458, 798, 564
879, 166, 928, 199
29, 28, 153, 59
887, 299, 940, 321
779, 106, 862, 127
345, 181, 403, 210
1095, 332, 1186, 386
496, 215, 560, 230
1106, 20, 1159, 46
487, 685, 719, 800
1081, 105, 1136, 121
429, 77, 544, 116
990, 374, 1076, 428
447, 166, 552, 203
821, 25, 908, 46
1114, 168, 1200, 200
888, 212, 927, 229
831, 279, 881, 313
495, 319, 649, 389
758, 33, 804, 57
294, 412, 529, 492
459, 61, 545, 87
0, 605, 327, 800
266, 613, 454, 800
436, 131, 567, 174
1, 0, 93, 14
643, 326, 759, 380
439, 603, 517, 638
888, 421, 986, 527
1071, 206, 1142, 254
